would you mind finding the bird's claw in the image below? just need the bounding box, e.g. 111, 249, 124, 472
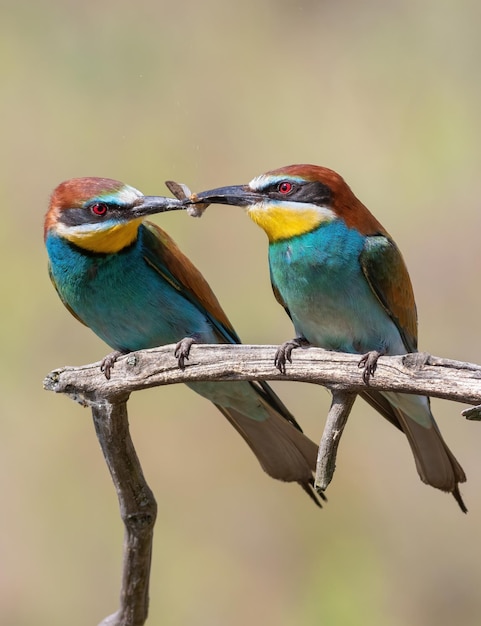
174, 337, 196, 370
358, 350, 382, 385
274, 337, 309, 374
100, 350, 125, 380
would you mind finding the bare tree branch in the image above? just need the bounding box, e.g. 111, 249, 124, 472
72, 393, 157, 626
315, 390, 357, 491
43, 344, 481, 625
44, 344, 481, 405
462, 404, 481, 421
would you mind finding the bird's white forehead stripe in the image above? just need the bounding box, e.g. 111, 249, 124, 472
249, 174, 306, 191
99, 184, 142, 204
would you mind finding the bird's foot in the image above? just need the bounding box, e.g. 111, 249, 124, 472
274, 337, 310, 374
358, 350, 383, 385
174, 337, 197, 370
100, 350, 127, 380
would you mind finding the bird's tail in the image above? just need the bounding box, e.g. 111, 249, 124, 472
362, 390, 467, 512
188, 380, 324, 506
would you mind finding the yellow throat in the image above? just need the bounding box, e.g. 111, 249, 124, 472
247, 202, 333, 242
61, 219, 143, 253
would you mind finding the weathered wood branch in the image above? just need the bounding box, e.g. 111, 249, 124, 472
43, 344, 481, 626
92, 397, 157, 626
69, 392, 157, 626
315, 390, 357, 491
44, 344, 481, 406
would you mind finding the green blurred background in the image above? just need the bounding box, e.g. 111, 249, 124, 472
2, 1, 481, 624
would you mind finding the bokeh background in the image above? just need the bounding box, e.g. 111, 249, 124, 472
2, 1, 481, 624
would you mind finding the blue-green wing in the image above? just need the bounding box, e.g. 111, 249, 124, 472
360, 235, 418, 353
141, 222, 241, 345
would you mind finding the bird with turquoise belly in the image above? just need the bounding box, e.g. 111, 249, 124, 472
44, 177, 323, 506
190, 164, 467, 512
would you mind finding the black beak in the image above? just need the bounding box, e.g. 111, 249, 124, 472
192, 185, 262, 207
131, 195, 186, 218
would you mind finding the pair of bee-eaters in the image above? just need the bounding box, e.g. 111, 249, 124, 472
44, 165, 467, 511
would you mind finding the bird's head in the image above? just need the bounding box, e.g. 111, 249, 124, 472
193, 164, 386, 242
45, 177, 185, 253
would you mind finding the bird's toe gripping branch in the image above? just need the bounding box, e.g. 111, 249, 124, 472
174, 337, 197, 370
100, 350, 128, 380
274, 337, 311, 374
358, 349, 384, 385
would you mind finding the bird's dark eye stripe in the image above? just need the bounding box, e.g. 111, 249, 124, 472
58, 208, 92, 226
265, 180, 332, 204
59, 204, 114, 226
306, 181, 332, 204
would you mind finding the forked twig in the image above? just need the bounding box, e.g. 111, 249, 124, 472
315, 391, 357, 491
43, 344, 481, 625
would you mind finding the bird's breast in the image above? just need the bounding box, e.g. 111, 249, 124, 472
269, 222, 405, 355
45, 232, 217, 351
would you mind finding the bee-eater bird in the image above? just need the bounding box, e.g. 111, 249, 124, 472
44, 177, 323, 505
191, 164, 467, 511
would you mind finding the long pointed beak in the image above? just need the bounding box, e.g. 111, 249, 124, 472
131, 195, 186, 218
192, 185, 262, 207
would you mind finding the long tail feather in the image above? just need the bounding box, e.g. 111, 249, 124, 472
214, 401, 324, 507
188, 380, 325, 506
361, 390, 467, 512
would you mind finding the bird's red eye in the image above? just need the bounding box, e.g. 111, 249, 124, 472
91, 202, 108, 216
278, 181, 293, 194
